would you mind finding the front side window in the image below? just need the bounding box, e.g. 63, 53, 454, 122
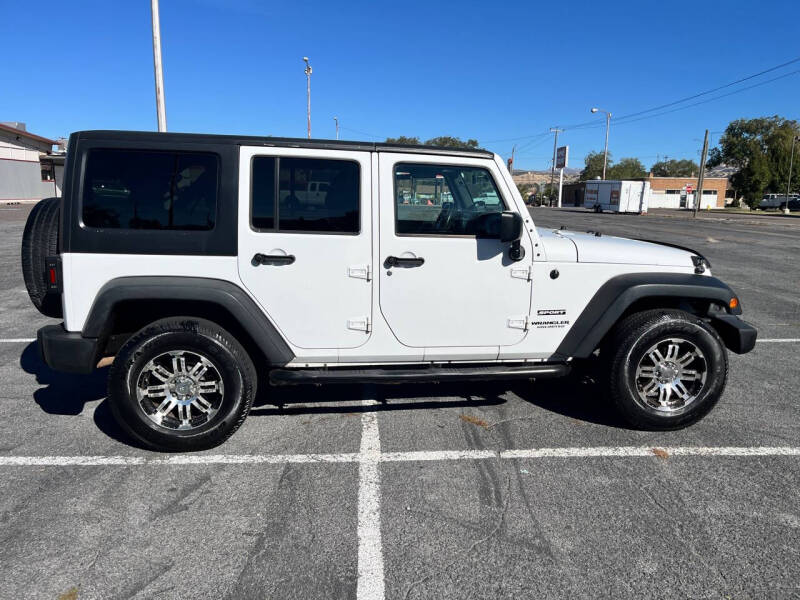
394, 163, 506, 235
82, 149, 218, 230
251, 157, 360, 233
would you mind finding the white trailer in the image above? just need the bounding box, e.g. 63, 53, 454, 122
585, 180, 650, 214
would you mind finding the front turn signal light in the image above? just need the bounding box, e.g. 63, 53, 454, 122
729, 297, 739, 310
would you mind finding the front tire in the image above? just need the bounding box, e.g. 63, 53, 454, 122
108, 318, 256, 451
606, 309, 728, 430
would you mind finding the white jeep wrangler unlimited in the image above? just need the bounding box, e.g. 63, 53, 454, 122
23, 131, 757, 451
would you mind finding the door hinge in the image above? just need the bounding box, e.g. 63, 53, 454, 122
348, 264, 371, 281
507, 316, 529, 331
347, 316, 371, 333
510, 265, 532, 281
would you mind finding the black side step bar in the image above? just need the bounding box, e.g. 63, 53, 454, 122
270, 363, 570, 386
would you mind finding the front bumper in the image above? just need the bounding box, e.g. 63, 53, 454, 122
37, 325, 99, 374
709, 314, 757, 354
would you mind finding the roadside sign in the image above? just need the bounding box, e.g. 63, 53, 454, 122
686, 184, 693, 194
556, 145, 568, 169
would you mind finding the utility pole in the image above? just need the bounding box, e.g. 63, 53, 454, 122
549, 128, 563, 206
785, 135, 799, 214
303, 57, 312, 139
694, 129, 709, 218
150, 0, 167, 132
591, 108, 611, 179
334, 116, 339, 140
509, 144, 516, 174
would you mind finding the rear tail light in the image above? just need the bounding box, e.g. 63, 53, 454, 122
44, 256, 62, 293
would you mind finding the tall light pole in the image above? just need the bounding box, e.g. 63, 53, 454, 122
549, 127, 563, 205
785, 135, 799, 214
591, 107, 611, 179
150, 0, 167, 132
334, 116, 339, 140
303, 57, 312, 139
694, 129, 709, 218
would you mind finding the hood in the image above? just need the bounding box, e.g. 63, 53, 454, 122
542, 228, 697, 268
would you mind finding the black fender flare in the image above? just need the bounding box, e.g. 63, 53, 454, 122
555, 272, 741, 359
83, 276, 294, 365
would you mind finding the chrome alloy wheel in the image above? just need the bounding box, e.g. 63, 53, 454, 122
135, 350, 225, 430
634, 338, 707, 413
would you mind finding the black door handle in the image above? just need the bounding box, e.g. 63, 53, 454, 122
252, 253, 296, 266
385, 256, 425, 268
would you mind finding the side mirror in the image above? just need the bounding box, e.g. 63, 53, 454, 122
500, 211, 523, 243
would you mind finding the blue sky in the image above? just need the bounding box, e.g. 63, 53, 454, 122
3, 0, 800, 170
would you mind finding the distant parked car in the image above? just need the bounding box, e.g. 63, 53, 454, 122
779, 198, 800, 211
759, 193, 798, 209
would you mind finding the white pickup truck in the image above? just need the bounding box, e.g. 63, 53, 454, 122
23, 131, 756, 450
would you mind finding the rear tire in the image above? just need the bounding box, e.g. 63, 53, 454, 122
21, 197, 62, 318
606, 309, 728, 430
108, 317, 257, 451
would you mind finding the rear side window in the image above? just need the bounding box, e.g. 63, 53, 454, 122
251, 156, 359, 233
82, 149, 218, 230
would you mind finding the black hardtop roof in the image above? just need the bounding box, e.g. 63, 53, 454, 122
72, 130, 495, 159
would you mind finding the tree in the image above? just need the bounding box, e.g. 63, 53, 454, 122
580, 151, 611, 180
384, 136, 481, 150
608, 157, 647, 180
424, 136, 480, 149
385, 136, 420, 145
707, 116, 800, 207
516, 183, 534, 203
650, 158, 699, 177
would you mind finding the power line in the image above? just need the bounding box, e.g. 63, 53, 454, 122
605, 68, 800, 129
614, 56, 800, 121
500, 55, 800, 140
484, 130, 552, 143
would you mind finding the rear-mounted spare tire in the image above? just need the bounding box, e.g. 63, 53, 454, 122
21, 197, 62, 318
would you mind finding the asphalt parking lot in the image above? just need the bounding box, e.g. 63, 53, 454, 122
0, 203, 798, 600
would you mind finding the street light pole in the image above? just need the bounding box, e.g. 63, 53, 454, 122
694, 129, 709, 218
150, 0, 167, 132
786, 135, 799, 214
334, 116, 339, 140
303, 57, 312, 139
549, 127, 563, 205
591, 108, 611, 179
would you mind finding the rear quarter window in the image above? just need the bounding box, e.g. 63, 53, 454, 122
82, 149, 219, 230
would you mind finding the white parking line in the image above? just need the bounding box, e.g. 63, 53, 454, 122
357, 399, 385, 600
0, 338, 36, 343
0, 453, 360, 466
1, 446, 798, 467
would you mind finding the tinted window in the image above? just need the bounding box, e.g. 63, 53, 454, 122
82, 149, 218, 230
251, 157, 276, 229
395, 163, 505, 235
251, 157, 360, 233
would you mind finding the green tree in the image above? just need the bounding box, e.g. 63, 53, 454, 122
650, 158, 699, 177
707, 116, 800, 207
424, 136, 480, 149
608, 157, 647, 180
516, 183, 534, 203
580, 151, 611, 180
384, 136, 481, 150
385, 136, 420, 145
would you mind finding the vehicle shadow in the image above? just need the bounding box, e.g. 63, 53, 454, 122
508, 376, 629, 429
251, 381, 509, 416
253, 372, 630, 429
21, 340, 629, 446
19, 342, 141, 446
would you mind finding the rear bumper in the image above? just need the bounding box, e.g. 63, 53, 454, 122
709, 314, 757, 354
37, 325, 99, 374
